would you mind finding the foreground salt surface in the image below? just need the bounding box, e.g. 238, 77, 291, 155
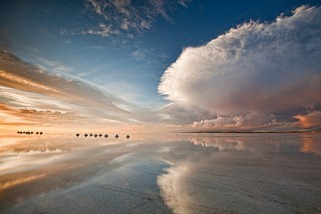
0, 133, 320, 213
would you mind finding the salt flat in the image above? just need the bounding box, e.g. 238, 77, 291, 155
0, 133, 320, 213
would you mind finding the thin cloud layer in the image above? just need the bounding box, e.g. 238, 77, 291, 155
0, 50, 127, 113
158, 5, 321, 131
0, 50, 162, 130
84, 0, 189, 37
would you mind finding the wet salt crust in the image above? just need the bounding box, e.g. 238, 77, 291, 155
1, 133, 320, 213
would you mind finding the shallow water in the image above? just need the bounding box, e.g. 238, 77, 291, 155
0, 132, 320, 213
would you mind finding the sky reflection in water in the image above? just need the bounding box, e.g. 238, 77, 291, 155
0, 133, 320, 213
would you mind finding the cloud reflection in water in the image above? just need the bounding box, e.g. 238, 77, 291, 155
0, 133, 320, 213
157, 134, 321, 213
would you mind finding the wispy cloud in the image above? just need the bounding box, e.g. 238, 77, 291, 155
158, 5, 321, 131
0, 50, 165, 130
0, 70, 60, 93
38, 58, 73, 73
131, 48, 146, 60
83, 0, 189, 37
0, 103, 34, 126
177, 0, 190, 8
82, 23, 121, 37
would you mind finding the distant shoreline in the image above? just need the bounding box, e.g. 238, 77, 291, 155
179, 131, 321, 134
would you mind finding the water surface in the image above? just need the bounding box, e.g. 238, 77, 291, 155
1, 132, 320, 213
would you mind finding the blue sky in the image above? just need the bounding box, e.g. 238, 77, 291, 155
1, 0, 321, 132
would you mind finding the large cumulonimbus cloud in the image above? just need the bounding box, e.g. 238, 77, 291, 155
158, 5, 321, 130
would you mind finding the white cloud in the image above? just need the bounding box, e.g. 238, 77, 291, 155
158, 5, 321, 130
190, 113, 295, 131
191, 116, 243, 129
83, 23, 121, 37
87, 0, 106, 17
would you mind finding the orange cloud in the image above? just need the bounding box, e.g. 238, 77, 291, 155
0, 50, 151, 131
0, 70, 60, 94
294, 111, 321, 128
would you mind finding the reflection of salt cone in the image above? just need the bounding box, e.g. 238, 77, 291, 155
115, 134, 119, 139
76, 133, 80, 137
84, 133, 88, 137
126, 135, 130, 139
104, 134, 109, 138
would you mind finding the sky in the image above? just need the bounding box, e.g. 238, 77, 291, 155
0, 0, 321, 132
